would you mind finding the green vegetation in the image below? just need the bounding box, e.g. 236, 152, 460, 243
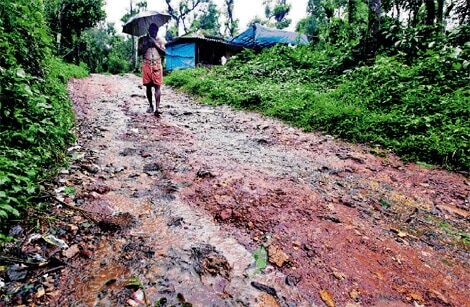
167, 0, 470, 174
0, 0, 89, 235
167, 42, 469, 170
253, 246, 268, 273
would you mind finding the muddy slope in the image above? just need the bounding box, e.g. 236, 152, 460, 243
59, 74, 468, 306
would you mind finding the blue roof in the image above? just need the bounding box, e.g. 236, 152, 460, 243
231, 24, 309, 49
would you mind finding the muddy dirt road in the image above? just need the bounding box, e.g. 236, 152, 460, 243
57, 74, 469, 306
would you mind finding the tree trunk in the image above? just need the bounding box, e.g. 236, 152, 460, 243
436, 0, 444, 29
348, 0, 356, 24
425, 0, 436, 25
366, 0, 381, 59
130, 0, 136, 70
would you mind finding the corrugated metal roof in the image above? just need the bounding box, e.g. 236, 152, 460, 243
166, 33, 233, 46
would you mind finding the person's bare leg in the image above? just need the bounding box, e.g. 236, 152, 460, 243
154, 85, 161, 116
146, 85, 153, 113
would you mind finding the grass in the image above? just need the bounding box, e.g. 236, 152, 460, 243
166, 45, 469, 171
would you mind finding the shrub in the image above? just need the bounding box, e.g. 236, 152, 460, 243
0, 0, 89, 234
167, 44, 469, 170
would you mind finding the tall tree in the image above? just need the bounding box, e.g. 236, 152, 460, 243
165, 0, 208, 37
436, 0, 445, 28
424, 0, 436, 25
263, 0, 292, 29
121, 0, 148, 71
224, 0, 239, 37
367, 0, 381, 58
45, 0, 106, 62
297, 0, 326, 41
191, 1, 221, 36
348, 0, 358, 23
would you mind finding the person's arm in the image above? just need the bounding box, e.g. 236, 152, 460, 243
156, 38, 166, 51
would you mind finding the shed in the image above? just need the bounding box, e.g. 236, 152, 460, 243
231, 24, 308, 49
165, 34, 242, 71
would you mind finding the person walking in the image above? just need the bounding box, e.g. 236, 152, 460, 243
138, 23, 165, 117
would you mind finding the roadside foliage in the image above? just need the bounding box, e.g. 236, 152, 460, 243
0, 0, 89, 236
167, 29, 470, 171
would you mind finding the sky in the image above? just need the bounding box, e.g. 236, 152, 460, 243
105, 0, 309, 36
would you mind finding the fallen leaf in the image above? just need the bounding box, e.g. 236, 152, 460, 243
332, 269, 346, 280
63, 244, 80, 258
320, 290, 335, 307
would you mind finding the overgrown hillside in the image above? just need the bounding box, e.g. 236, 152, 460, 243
167, 34, 470, 171
0, 0, 88, 236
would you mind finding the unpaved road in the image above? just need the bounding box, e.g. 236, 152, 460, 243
58, 74, 469, 306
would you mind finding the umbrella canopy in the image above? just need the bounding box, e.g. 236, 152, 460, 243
122, 11, 171, 36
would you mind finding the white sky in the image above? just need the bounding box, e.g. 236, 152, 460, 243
105, 0, 309, 36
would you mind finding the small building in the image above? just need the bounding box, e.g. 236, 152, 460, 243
231, 23, 309, 49
165, 34, 242, 71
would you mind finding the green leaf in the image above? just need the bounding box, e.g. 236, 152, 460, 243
253, 246, 267, 273
0, 204, 20, 216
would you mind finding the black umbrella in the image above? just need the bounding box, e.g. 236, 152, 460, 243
122, 11, 171, 36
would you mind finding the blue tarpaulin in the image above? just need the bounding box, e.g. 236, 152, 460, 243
231, 24, 308, 49
166, 42, 196, 71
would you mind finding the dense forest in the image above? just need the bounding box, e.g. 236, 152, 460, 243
0, 0, 469, 234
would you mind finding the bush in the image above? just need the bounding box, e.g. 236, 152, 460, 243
167, 44, 469, 170
0, 0, 89, 235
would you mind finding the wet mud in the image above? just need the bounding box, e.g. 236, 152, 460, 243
57, 74, 469, 306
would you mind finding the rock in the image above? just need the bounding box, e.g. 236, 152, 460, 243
251, 281, 277, 297
36, 286, 45, 298
318, 214, 341, 223
66, 224, 79, 232
7, 265, 28, 281
140, 152, 151, 158
132, 289, 145, 304
119, 148, 137, 156
406, 291, 425, 304
341, 196, 356, 208
219, 209, 233, 221
81, 164, 100, 174
88, 183, 111, 194
191, 244, 232, 278
427, 289, 448, 305
97, 212, 136, 231
63, 244, 80, 259
80, 249, 92, 258
42, 234, 69, 249
167, 217, 184, 227
349, 289, 360, 301
29, 254, 47, 265
143, 163, 162, 176
8, 225, 24, 238
285, 274, 301, 286
258, 293, 280, 307
332, 269, 346, 280
196, 168, 215, 178
267, 245, 289, 267
320, 290, 335, 307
